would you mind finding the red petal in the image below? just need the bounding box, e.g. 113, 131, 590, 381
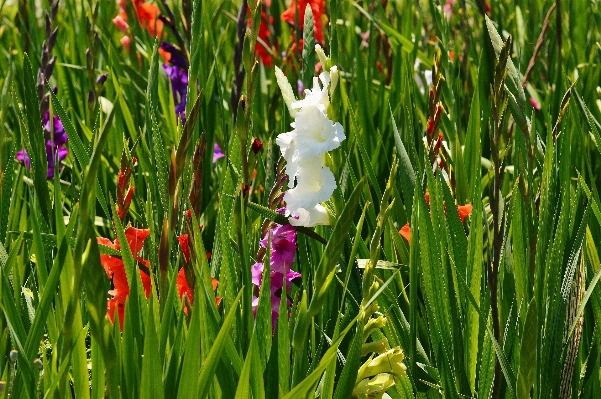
457, 204, 473, 222
123, 226, 150, 255
177, 234, 190, 263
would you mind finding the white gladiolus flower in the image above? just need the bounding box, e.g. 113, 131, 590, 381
277, 106, 345, 164
284, 161, 336, 211
275, 53, 345, 227
289, 204, 330, 227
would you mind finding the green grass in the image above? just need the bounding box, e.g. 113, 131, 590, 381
1, 0, 601, 397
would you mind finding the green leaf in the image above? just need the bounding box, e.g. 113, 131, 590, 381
516, 298, 537, 398
196, 289, 243, 399
308, 178, 366, 317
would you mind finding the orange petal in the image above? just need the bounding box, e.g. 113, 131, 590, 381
399, 223, 411, 244
457, 204, 473, 222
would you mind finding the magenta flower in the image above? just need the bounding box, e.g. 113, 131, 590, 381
213, 143, 225, 163
251, 213, 300, 329
16, 110, 69, 179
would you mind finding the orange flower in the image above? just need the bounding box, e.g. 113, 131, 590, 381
115, 0, 170, 61
281, 0, 326, 44
399, 223, 411, 244
176, 268, 221, 315
98, 226, 152, 328
457, 204, 473, 222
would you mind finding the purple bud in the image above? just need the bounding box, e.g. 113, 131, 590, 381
51, 1, 59, 20
45, 13, 51, 37
96, 73, 108, 86
297, 79, 304, 96
48, 28, 58, 51
44, 56, 56, 80
88, 90, 94, 103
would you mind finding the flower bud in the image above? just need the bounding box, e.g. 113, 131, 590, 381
361, 338, 388, 356
9, 350, 18, 363
352, 373, 396, 399
251, 137, 264, 154
363, 315, 387, 341
96, 73, 108, 86
34, 358, 43, 370
113, 16, 129, 34
356, 347, 407, 383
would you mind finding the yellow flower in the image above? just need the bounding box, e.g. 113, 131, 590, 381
356, 347, 407, 383
352, 373, 396, 399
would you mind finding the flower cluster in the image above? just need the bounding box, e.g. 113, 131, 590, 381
281, 0, 326, 44
352, 348, 407, 399
97, 226, 152, 328
113, 0, 163, 53
251, 211, 301, 329
16, 110, 69, 179
276, 47, 344, 226
176, 233, 221, 315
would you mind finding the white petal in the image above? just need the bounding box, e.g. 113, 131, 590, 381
289, 204, 330, 227
284, 162, 336, 210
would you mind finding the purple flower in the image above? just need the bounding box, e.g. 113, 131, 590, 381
251, 214, 300, 330
160, 42, 188, 69
260, 223, 297, 274
16, 110, 69, 179
213, 143, 225, 163
163, 63, 188, 123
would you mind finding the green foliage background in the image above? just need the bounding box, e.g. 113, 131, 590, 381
0, 0, 601, 397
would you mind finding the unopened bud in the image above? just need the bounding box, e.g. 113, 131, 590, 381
51, 0, 59, 20
251, 137, 264, 154
45, 13, 52, 37
44, 56, 56, 79
88, 90, 95, 104
361, 338, 389, 356
34, 358, 43, 370
48, 28, 59, 52
96, 73, 108, 86
9, 350, 18, 363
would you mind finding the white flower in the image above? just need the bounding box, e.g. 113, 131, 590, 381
289, 204, 330, 227
284, 160, 336, 211
277, 106, 345, 164
290, 70, 332, 110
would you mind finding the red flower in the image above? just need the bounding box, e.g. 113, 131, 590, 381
176, 268, 221, 315
281, 0, 326, 44
248, 4, 277, 67
457, 204, 473, 222
399, 223, 411, 244
177, 234, 191, 263
98, 226, 152, 328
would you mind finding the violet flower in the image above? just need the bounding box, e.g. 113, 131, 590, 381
163, 63, 188, 123
251, 212, 301, 329
16, 110, 69, 179
213, 143, 225, 163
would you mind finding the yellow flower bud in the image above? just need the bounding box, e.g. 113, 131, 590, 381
363, 315, 387, 341
352, 373, 396, 399
356, 347, 407, 383
361, 338, 389, 356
